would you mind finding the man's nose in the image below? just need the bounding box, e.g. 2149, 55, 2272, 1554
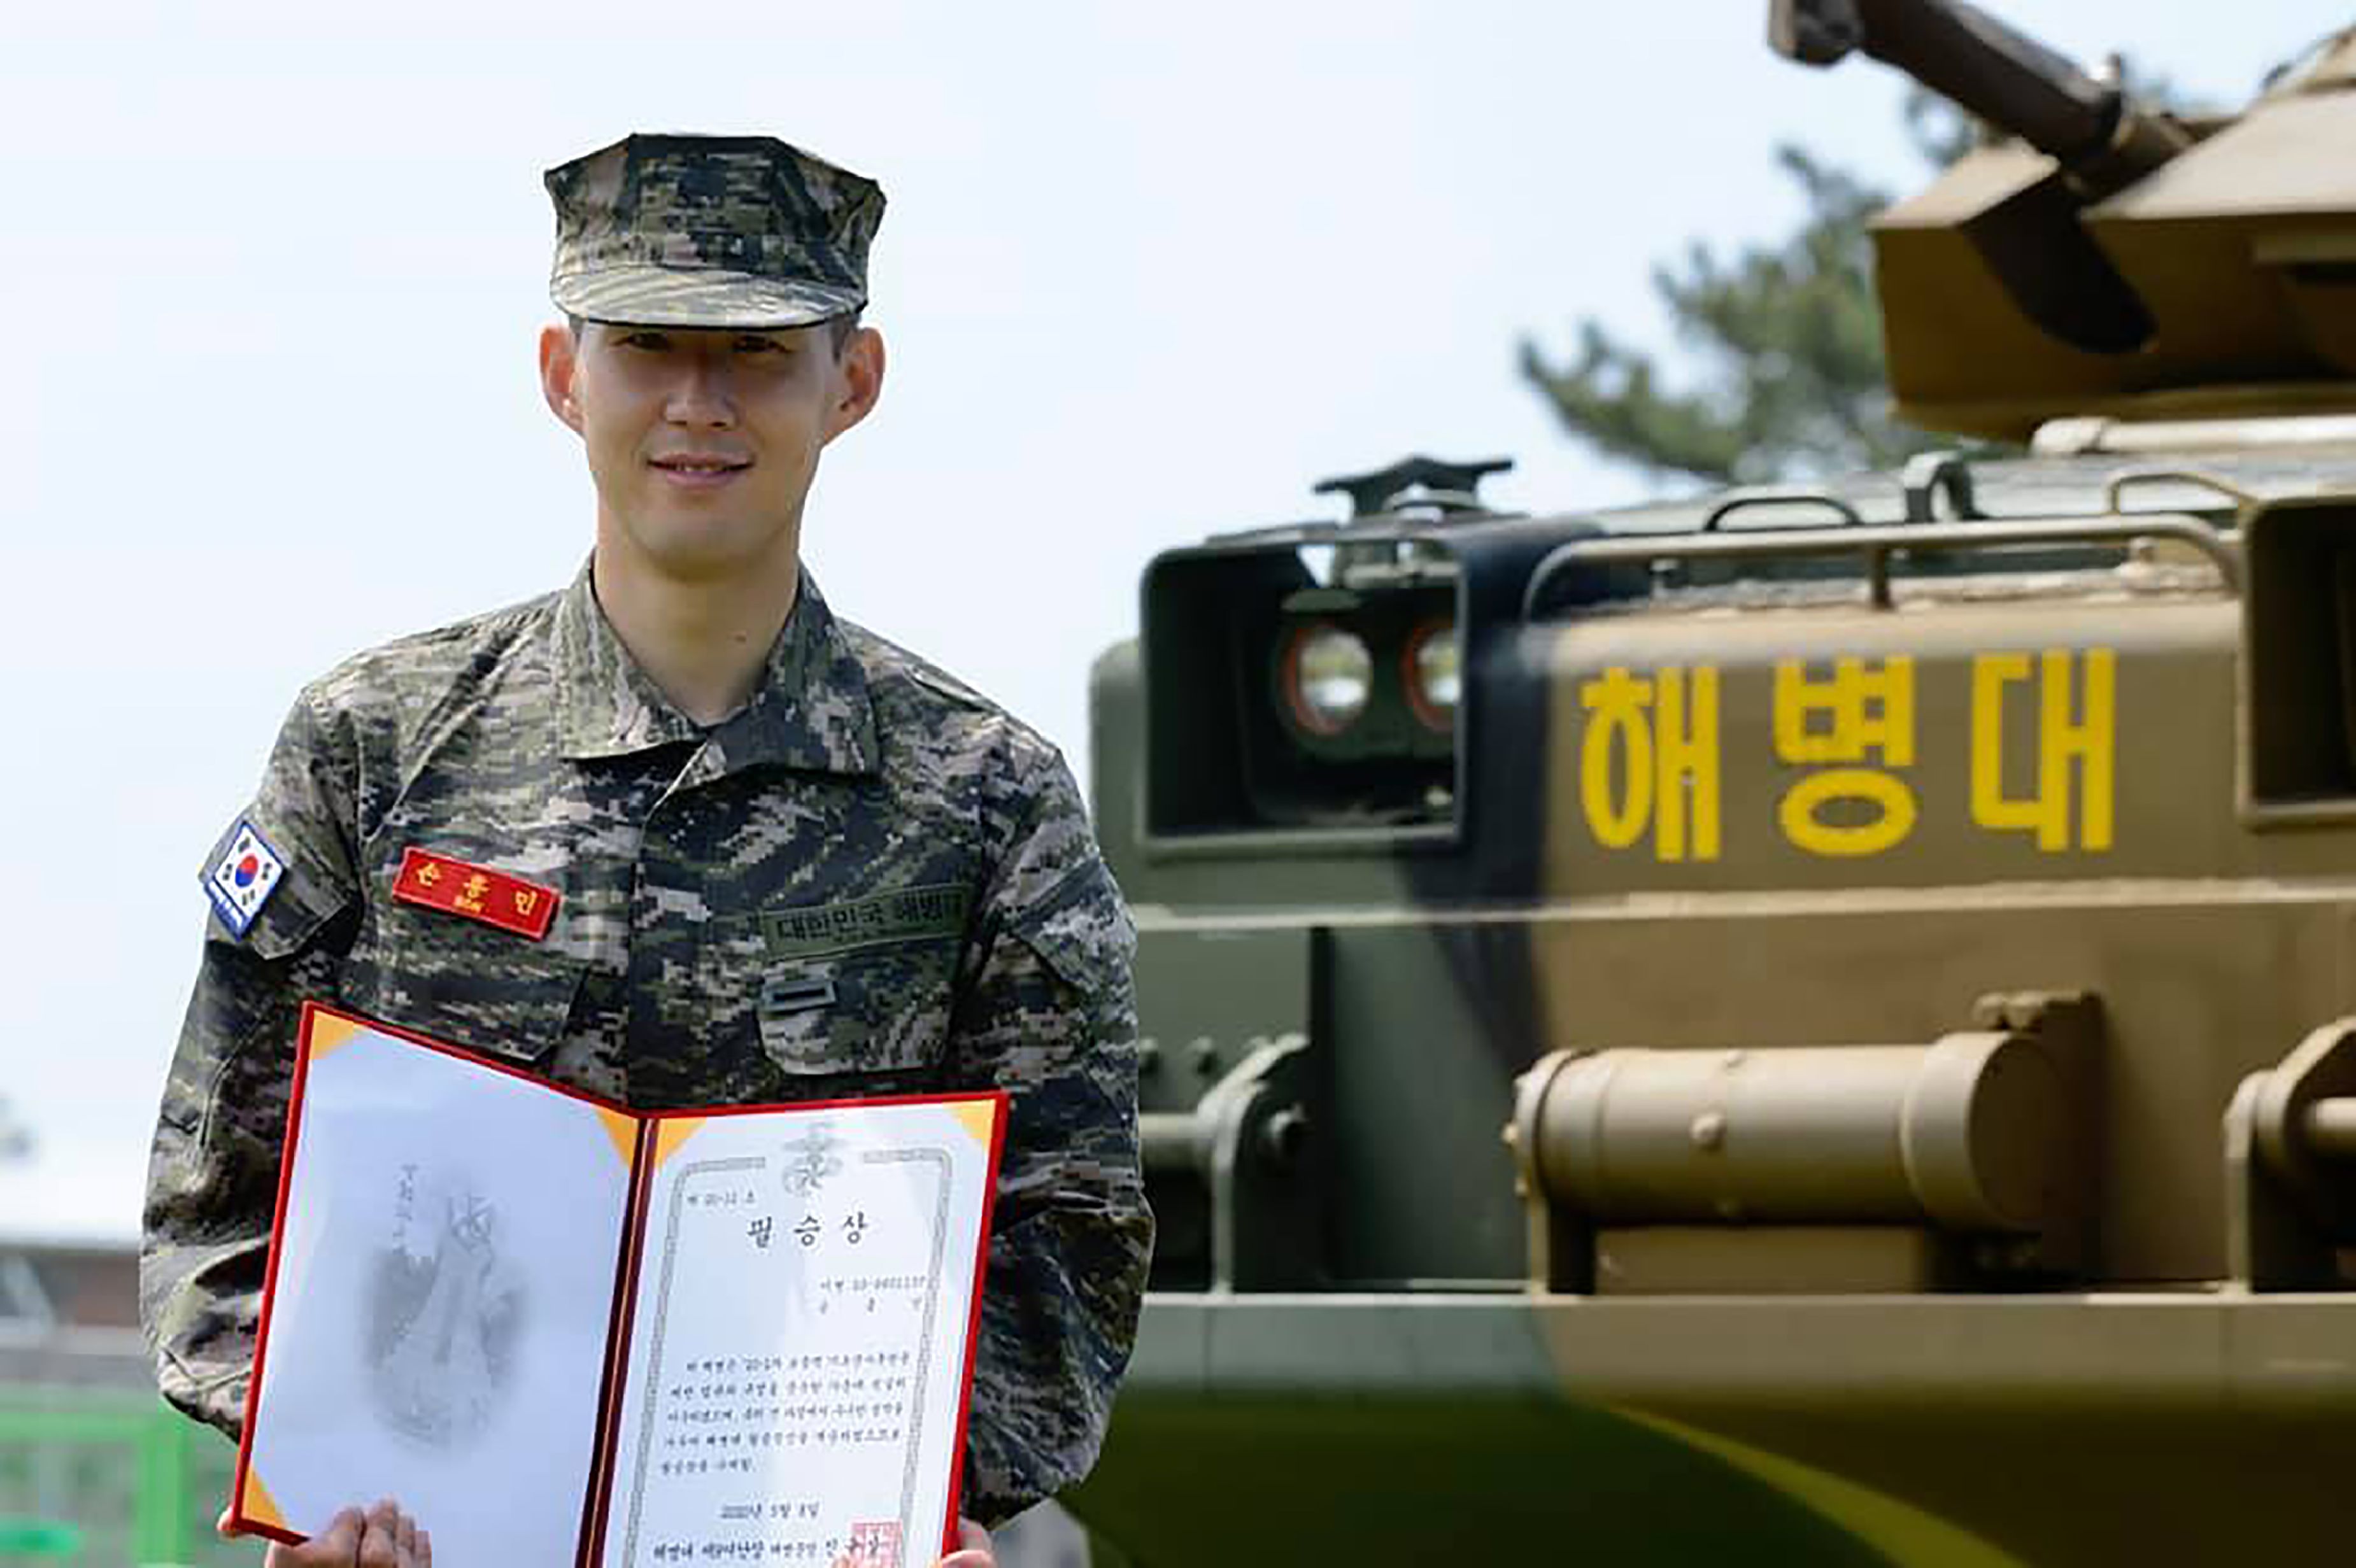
663, 351, 738, 426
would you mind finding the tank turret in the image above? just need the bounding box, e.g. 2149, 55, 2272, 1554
1773, 0, 2356, 441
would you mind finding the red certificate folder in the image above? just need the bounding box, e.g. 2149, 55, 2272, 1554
229, 1002, 1007, 1568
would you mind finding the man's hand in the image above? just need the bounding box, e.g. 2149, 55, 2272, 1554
937, 1516, 993, 1567
218, 1499, 433, 1567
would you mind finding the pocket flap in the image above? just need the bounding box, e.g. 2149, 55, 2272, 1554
353, 898, 583, 1066
1008, 858, 1135, 1001
757, 940, 958, 1078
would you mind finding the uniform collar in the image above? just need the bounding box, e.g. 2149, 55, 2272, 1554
553, 560, 878, 777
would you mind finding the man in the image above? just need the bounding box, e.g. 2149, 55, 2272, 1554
141, 132, 1152, 1568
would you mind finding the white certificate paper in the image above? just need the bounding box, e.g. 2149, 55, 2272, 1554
238, 1010, 636, 1564
234, 1006, 1005, 1568
594, 1100, 1000, 1568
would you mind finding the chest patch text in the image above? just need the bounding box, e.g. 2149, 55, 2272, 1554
391, 847, 561, 942
757, 883, 972, 961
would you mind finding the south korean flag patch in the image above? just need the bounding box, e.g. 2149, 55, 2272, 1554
204, 819, 288, 938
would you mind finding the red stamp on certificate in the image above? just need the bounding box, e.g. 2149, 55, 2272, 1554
391, 847, 560, 940
845, 1521, 902, 1568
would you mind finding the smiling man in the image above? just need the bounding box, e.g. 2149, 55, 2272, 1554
141, 134, 1152, 1568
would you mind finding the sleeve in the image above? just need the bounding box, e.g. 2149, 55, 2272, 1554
140, 685, 362, 1439
946, 744, 1153, 1527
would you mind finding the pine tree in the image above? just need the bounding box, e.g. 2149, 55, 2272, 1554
1516, 92, 1982, 487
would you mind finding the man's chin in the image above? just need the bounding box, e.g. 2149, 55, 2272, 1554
626, 525, 797, 586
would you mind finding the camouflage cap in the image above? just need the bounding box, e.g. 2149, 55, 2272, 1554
544, 133, 884, 330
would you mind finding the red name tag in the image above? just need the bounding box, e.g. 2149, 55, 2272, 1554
391, 847, 560, 940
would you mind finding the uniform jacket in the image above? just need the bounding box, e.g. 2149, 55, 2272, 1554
142, 565, 1152, 1525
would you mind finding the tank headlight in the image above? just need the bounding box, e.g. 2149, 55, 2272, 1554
1405, 619, 1459, 732
1282, 623, 1373, 736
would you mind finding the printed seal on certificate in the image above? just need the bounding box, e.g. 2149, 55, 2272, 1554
848, 1520, 905, 1568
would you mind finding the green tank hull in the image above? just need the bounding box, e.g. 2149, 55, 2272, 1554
1074, 448, 2356, 1562
1081, 1292, 2356, 1564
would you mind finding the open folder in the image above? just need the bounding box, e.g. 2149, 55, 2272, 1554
230, 1003, 1006, 1567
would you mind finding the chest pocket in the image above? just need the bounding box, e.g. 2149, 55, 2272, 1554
347, 894, 583, 1069
755, 938, 958, 1081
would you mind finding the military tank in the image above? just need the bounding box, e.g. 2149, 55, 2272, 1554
1062, 3, 2356, 1562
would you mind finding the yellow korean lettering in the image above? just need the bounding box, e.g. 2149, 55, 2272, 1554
2045, 649, 2114, 851
1656, 666, 1721, 861
1773, 656, 1914, 765
1773, 656, 1917, 857
1778, 770, 1917, 856
1579, 667, 1654, 850
1970, 648, 2115, 851
1579, 664, 1721, 862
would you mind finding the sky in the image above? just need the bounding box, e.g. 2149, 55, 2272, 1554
1, 0, 2346, 1242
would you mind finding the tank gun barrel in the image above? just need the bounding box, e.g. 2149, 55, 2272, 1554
1769, 0, 2191, 197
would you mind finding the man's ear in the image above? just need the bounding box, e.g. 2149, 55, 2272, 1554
539, 321, 585, 434
820, 325, 886, 445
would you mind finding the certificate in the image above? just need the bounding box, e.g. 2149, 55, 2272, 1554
231, 1003, 1005, 1568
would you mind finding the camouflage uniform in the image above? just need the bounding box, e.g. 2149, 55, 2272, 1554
141, 131, 1152, 1529
144, 567, 1150, 1522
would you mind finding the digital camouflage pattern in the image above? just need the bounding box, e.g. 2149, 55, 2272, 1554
141, 567, 1152, 1526
546, 132, 884, 330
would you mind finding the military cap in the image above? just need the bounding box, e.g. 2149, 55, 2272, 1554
544, 132, 884, 330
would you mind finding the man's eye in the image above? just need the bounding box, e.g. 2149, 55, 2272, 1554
734, 335, 787, 354
620, 331, 672, 351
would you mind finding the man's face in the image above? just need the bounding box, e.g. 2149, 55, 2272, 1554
539, 319, 883, 586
